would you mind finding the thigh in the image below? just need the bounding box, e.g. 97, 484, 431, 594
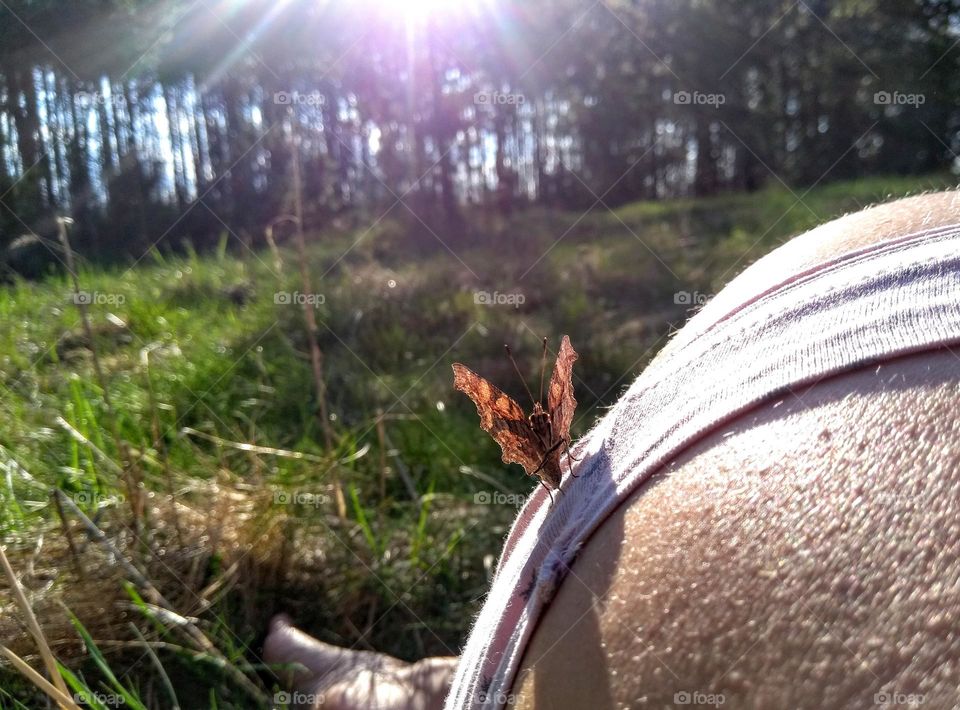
511, 349, 960, 709
509, 191, 960, 709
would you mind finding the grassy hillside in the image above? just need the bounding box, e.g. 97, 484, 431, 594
0, 173, 954, 707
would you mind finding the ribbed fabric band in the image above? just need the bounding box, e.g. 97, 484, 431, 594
446, 224, 960, 709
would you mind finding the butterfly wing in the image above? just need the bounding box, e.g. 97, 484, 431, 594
452, 363, 542, 474
547, 335, 578, 444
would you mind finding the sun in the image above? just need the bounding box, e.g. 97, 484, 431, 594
407, 0, 444, 17
390, 0, 447, 22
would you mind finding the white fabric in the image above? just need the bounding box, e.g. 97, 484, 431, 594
445, 224, 960, 709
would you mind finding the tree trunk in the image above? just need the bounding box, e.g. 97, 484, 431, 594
10, 66, 47, 209
693, 116, 717, 196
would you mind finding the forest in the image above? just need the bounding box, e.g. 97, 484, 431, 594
1, 0, 958, 273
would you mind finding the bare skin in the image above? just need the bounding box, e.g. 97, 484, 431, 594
263, 614, 456, 709
508, 193, 960, 710
264, 189, 960, 708
511, 350, 960, 709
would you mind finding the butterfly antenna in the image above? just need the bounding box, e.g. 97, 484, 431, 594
538, 337, 548, 405
504, 344, 536, 406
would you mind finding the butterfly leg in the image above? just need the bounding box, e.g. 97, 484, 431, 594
538, 477, 555, 505
564, 441, 580, 478
531, 438, 565, 477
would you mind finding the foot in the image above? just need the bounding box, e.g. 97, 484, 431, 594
263, 614, 457, 709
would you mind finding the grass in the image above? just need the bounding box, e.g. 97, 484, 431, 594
0, 172, 954, 707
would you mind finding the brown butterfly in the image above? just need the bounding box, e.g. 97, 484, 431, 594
452, 335, 579, 495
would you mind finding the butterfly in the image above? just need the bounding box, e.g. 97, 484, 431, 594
452, 335, 579, 496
